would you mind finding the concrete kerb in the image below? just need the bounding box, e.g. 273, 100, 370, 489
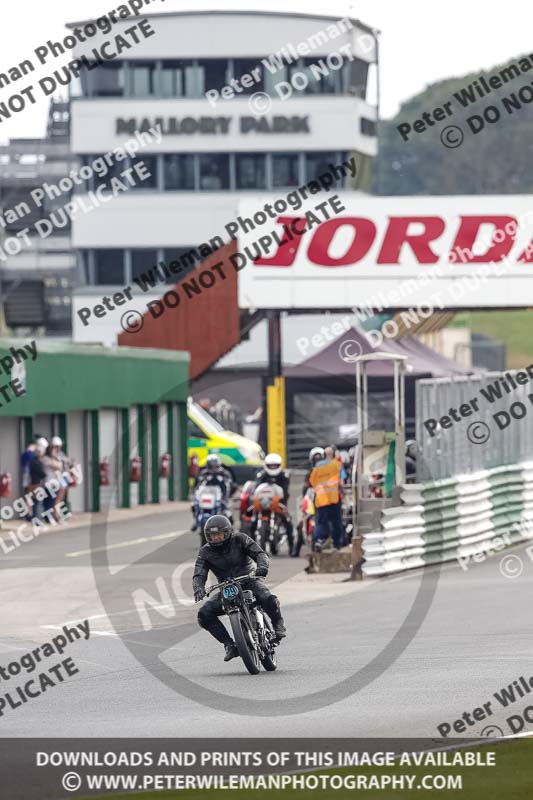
0, 500, 190, 537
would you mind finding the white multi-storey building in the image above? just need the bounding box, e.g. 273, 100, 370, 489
67, 10, 378, 345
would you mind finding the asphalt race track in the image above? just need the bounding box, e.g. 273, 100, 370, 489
0, 504, 532, 740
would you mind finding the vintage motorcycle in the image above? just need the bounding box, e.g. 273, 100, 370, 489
252, 482, 288, 555
205, 573, 279, 675
193, 483, 226, 543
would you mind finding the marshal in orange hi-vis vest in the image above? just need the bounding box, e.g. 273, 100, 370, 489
309, 459, 342, 507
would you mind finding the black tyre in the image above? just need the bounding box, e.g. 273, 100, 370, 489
270, 526, 279, 556
229, 612, 260, 675
260, 617, 278, 671
259, 521, 270, 551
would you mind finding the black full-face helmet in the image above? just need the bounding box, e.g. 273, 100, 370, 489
204, 514, 232, 547
206, 454, 221, 471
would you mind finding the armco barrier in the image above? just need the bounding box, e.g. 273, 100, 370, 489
362, 462, 533, 576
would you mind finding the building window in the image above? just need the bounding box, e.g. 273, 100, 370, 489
272, 153, 300, 187
163, 248, 198, 282
348, 58, 370, 99
94, 250, 125, 285
196, 60, 230, 95
84, 155, 128, 191
199, 154, 229, 190
131, 249, 158, 281
129, 155, 158, 189
80, 251, 91, 284
263, 58, 287, 95
163, 154, 195, 190
127, 62, 157, 96
160, 60, 196, 97
233, 59, 264, 93
87, 62, 124, 97
360, 117, 377, 136
305, 152, 338, 184
235, 153, 266, 189
300, 56, 344, 94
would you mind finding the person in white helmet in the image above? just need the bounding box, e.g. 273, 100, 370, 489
252, 453, 295, 555
302, 446, 325, 495
50, 436, 73, 519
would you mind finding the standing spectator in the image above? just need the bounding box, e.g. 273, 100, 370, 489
42, 442, 63, 522
309, 446, 345, 551
21, 438, 38, 493
28, 438, 48, 521
301, 446, 325, 496
51, 436, 72, 516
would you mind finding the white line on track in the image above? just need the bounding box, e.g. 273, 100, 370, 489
64, 528, 188, 558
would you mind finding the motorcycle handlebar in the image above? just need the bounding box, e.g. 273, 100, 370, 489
205, 572, 255, 596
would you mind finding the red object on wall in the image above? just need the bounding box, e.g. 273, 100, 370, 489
69, 465, 81, 487
99, 459, 110, 487
117, 241, 240, 380
129, 456, 142, 482
0, 473, 11, 497
189, 454, 199, 478
159, 453, 171, 478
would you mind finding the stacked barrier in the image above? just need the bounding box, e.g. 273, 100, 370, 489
362, 462, 533, 576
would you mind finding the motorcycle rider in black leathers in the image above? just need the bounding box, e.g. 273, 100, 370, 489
191, 453, 236, 532
193, 514, 287, 661
250, 453, 295, 556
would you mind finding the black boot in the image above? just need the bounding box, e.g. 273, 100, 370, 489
224, 641, 238, 661
272, 617, 287, 639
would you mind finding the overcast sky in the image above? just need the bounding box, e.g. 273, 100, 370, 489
0, 0, 532, 143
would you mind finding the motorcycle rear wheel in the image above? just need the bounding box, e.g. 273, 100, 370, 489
229, 612, 260, 675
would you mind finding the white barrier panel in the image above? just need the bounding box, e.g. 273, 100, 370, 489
362, 462, 533, 576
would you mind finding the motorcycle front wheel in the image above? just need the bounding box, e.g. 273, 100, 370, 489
259, 520, 270, 552
260, 616, 278, 671
229, 611, 260, 675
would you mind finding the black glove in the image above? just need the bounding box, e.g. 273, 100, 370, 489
194, 587, 205, 602
255, 567, 268, 578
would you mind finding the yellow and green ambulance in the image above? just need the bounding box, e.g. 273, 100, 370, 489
187, 398, 264, 484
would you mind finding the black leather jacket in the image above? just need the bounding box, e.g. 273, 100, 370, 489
192, 532, 269, 592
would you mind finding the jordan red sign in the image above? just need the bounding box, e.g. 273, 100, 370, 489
237, 195, 533, 309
